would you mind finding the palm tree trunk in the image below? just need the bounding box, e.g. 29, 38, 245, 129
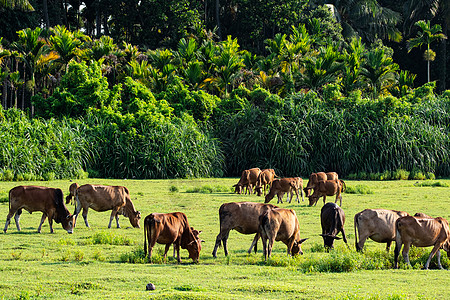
216, 0, 222, 40
43, 0, 50, 29
437, 20, 447, 92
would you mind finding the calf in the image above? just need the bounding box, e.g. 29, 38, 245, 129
255, 169, 277, 196
394, 215, 450, 269
233, 168, 261, 195
4, 186, 75, 234
308, 179, 346, 206
212, 202, 277, 257
144, 212, 202, 263
354, 209, 409, 252
320, 203, 348, 249
258, 208, 308, 260
265, 178, 302, 204
304, 172, 338, 197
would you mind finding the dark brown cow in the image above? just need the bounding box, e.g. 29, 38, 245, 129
258, 208, 308, 260
394, 215, 450, 269
304, 172, 339, 197
143, 212, 202, 263
354, 209, 409, 252
264, 178, 303, 204
233, 168, 261, 195
255, 169, 277, 196
308, 179, 346, 206
3, 186, 75, 234
66, 184, 141, 229
212, 202, 278, 258
320, 202, 348, 249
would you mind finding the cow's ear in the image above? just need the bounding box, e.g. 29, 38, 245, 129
333, 236, 342, 240
200, 240, 205, 243
299, 238, 308, 244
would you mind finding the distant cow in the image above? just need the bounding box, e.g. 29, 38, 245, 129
320, 203, 348, 249
258, 208, 308, 260
308, 179, 346, 206
66, 183, 141, 229
233, 168, 261, 195
255, 169, 277, 196
304, 172, 338, 197
144, 212, 202, 263
212, 202, 277, 258
265, 178, 303, 204
354, 209, 409, 252
394, 215, 450, 269
3, 186, 75, 234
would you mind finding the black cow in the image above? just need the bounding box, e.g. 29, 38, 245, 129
320, 202, 348, 249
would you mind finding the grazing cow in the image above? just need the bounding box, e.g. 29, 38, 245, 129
354, 209, 410, 252
173, 227, 202, 258
143, 212, 202, 263
258, 208, 308, 260
394, 215, 450, 269
4, 186, 75, 234
320, 203, 348, 249
264, 178, 303, 204
308, 179, 346, 206
233, 168, 261, 195
304, 172, 338, 197
212, 202, 277, 258
255, 169, 277, 196
66, 184, 141, 229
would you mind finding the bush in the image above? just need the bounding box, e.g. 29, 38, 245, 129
392, 169, 409, 180
345, 184, 374, 194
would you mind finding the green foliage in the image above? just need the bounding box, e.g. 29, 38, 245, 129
86, 232, 135, 246
185, 185, 231, 194
345, 184, 374, 194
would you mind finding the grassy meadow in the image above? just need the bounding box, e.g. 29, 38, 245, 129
0, 178, 450, 299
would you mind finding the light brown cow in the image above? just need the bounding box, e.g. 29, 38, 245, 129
394, 215, 450, 269
255, 169, 277, 196
233, 168, 261, 195
354, 209, 410, 252
66, 184, 141, 229
304, 172, 338, 197
4, 186, 75, 234
258, 208, 308, 260
143, 212, 202, 263
308, 179, 346, 206
212, 202, 278, 258
288, 177, 305, 203
264, 178, 303, 204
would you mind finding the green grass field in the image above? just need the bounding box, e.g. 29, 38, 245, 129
0, 178, 450, 299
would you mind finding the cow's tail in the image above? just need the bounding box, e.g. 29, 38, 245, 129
144, 216, 149, 257
8, 188, 12, 212
340, 180, 346, 193
354, 212, 360, 251
144, 215, 155, 258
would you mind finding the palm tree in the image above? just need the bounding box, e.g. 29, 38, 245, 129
0, 0, 34, 11
48, 25, 83, 74
406, 20, 447, 83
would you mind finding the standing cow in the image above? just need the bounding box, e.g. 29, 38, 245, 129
354, 209, 409, 252
66, 183, 141, 229
212, 202, 278, 257
255, 169, 277, 196
394, 215, 450, 269
264, 178, 303, 204
308, 179, 346, 206
304, 172, 338, 197
258, 208, 308, 260
4, 186, 75, 234
144, 212, 202, 263
320, 202, 348, 249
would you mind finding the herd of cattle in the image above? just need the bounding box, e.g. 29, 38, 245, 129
2, 170, 450, 269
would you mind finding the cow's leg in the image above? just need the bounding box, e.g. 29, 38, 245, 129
335, 193, 342, 207
356, 235, 368, 252
175, 238, 182, 263
322, 195, 327, 205
286, 238, 295, 256
37, 214, 47, 233
267, 236, 276, 259
261, 233, 268, 261
82, 207, 90, 228
393, 239, 402, 269
164, 244, 171, 262
277, 192, 284, 204
3, 209, 16, 233
425, 244, 442, 269
300, 187, 305, 202
248, 232, 260, 254
222, 231, 230, 256
108, 207, 120, 228
295, 189, 300, 203
386, 241, 392, 252
115, 214, 120, 228
401, 242, 412, 267
14, 209, 22, 231
213, 228, 230, 258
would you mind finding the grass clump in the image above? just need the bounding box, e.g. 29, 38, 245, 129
87, 231, 135, 246
186, 184, 231, 193
345, 184, 374, 194
169, 185, 179, 192
119, 247, 147, 264
414, 181, 449, 187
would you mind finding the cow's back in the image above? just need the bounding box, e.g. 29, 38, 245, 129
77, 184, 126, 211
357, 209, 407, 241
220, 202, 276, 234
10, 185, 55, 212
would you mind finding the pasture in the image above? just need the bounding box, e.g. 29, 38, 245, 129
0, 178, 449, 299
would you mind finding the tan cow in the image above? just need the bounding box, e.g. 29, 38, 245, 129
233, 168, 261, 195
304, 172, 338, 197
212, 202, 278, 258
4, 186, 75, 234
264, 178, 304, 204
143, 212, 202, 263
255, 169, 277, 196
354, 209, 410, 252
66, 183, 141, 229
394, 215, 450, 269
308, 179, 346, 206
258, 208, 308, 260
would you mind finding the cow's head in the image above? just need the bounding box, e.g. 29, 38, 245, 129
443, 240, 450, 257
308, 196, 318, 206
320, 234, 341, 249
264, 193, 275, 203
127, 211, 141, 228
66, 182, 80, 204
186, 230, 203, 263
62, 214, 75, 234
233, 184, 243, 194
291, 238, 308, 256
303, 187, 312, 198
255, 186, 263, 197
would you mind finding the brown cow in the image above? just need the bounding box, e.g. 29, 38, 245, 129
394, 215, 450, 269
3, 186, 75, 234
143, 212, 202, 263
304, 172, 338, 197
233, 168, 261, 195
67, 184, 141, 229
265, 178, 303, 204
212, 202, 278, 257
288, 177, 305, 203
354, 209, 409, 252
255, 169, 277, 196
308, 179, 346, 206
258, 208, 308, 260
